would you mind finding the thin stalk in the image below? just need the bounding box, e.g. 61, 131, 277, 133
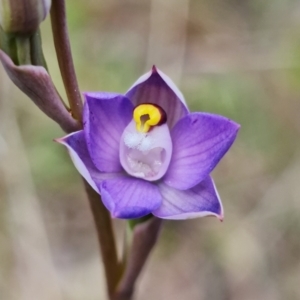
30, 30, 70, 111
84, 181, 123, 299
15, 36, 31, 65
113, 218, 162, 300
50, 0, 83, 122
30, 30, 48, 70
0, 27, 9, 55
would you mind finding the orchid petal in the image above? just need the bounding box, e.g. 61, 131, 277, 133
126, 66, 188, 128
83, 93, 133, 172
100, 176, 162, 219
56, 131, 120, 193
164, 113, 240, 190
153, 176, 223, 220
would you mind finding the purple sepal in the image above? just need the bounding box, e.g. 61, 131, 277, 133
83, 93, 133, 173
126, 67, 188, 128
56, 131, 121, 193
100, 176, 162, 219
163, 113, 240, 190
153, 176, 223, 220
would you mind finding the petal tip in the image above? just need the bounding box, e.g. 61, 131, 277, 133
229, 120, 241, 134
53, 137, 63, 144
217, 213, 224, 222
152, 65, 158, 73
230, 121, 241, 141
234, 121, 241, 131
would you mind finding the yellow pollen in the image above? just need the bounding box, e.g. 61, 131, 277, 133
133, 104, 162, 133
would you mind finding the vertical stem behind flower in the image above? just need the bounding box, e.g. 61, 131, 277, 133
84, 181, 123, 299
50, 0, 83, 123
113, 218, 162, 300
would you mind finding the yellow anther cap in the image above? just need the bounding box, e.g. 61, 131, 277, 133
133, 104, 166, 133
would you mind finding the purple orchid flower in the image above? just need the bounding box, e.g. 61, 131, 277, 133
56, 66, 240, 220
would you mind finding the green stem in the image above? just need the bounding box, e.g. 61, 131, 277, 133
50, 0, 83, 123
0, 28, 18, 65
84, 181, 123, 299
30, 30, 48, 70
0, 26, 9, 54
15, 36, 31, 65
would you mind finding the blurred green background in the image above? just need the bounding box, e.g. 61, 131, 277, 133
1, 0, 300, 299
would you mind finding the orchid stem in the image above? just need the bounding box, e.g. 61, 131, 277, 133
83, 181, 123, 299
29, 30, 70, 111
50, 0, 83, 123
15, 36, 31, 65
113, 218, 163, 300
0, 30, 17, 65
30, 30, 48, 70
51, 1, 123, 295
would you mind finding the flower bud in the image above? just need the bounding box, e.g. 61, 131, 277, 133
0, 0, 51, 34
0, 50, 80, 133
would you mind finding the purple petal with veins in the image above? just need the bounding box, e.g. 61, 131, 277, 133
100, 176, 162, 219
126, 66, 188, 128
153, 176, 223, 220
163, 113, 240, 190
56, 131, 122, 193
83, 93, 133, 173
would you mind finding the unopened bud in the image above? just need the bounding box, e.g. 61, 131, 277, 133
0, 0, 51, 34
